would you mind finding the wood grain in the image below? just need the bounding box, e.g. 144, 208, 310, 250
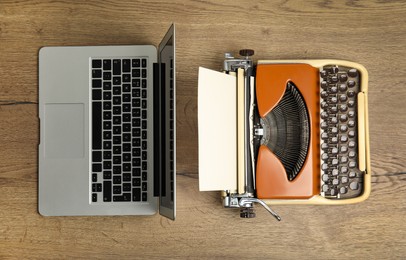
0, 0, 405, 259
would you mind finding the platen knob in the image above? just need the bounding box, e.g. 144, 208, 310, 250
239, 49, 255, 57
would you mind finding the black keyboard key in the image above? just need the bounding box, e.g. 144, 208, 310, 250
103, 141, 111, 149
103, 181, 112, 202
96, 183, 102, 192
93, 163, 102, 172
133, 148, 141, 156
113, 185, 121, 194
113, 125, 121, 134
92, 183, 97, 192
92, 69, 102, 78
103, 171, 112, 179
142, 131, 147, 139
132, 59, 140, 67
123, 183, 131, 192
113, 175, 121, 184
133, 178, 141, 186
113, 156, 121, 164
113, 77, 121, 85
142, 70, 147, 79
92, 89, 102, 100
103, 121, 111, 130
113, 86, 121, 95
142, 59, 147, 67
103, 161, 112, 169
113, 146, 121, 154
123, 193, 131, 201
133, 89, 140, 97
133, 158, 141, 166
113, 59, 121, 75
142, 171, 147, 181
133, 118, 141, 127
132, 79, 141, 88
103, 81, 112, 90
123, 133, 131, 142
103, 101, 112, 110
123, 123, 131, 132
103, 72, 111, 80
113, 136, 121, 144
142, 182, 147, 191
142, 192, 147, 201
103, 111, 111, 120
123, 94, 131, 103
122, 59, 131, 72
133, 128, 141, 137
142, 120, 147, 129
93, 151, 102, 162
123, 173, 131, 182
123, 113, 131, 122
133, 108, 141, 117
133, 138, 141, 147
92, 59, 102, 68
113, 116, 121, 125
92, 79, 102, 88
122, 103, 131, 112
132, 69, 141, 78
92, 193, 97, 202
142, 90, 147, 98
133, 168, 141, 176
142, 100, 147, 108
123, 84, 131, 92
103, 91, 112, 100
113, 96, 121, 105
123, 143, 131, 152
123, 163, 131, 172
123, 153, 131, 162
133, 188, 141, 201
142, 110, 147, 119
142, 151, 147, 160
142, 161, 147, 170
133, 98, 141, 107
113, 106, 121, 115
103, 151, 111, 159
122, 74, 130, 83
92, 173, 97, 182
113, 166, 121, 174
103, 59, 111, 70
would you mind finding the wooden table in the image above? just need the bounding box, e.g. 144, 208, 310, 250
1, 0, 405, 258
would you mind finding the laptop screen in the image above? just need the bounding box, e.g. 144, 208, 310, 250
157, 24, 175, 220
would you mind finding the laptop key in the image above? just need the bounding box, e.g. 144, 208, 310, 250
92, 79, 102, 88
122, 59, 131, 72
123, 183, 131, 192
92, 89, 102, 100
103, 181, 112, 202
113, 59, 121, 75
132, 59, 140, 67
92, 174, 97, 182
92, 59, 102, 68
113, 77, 121, 85
141, 59, 147, 67
113, 185, 121, 194
123, 193, 131, 201
92, 163, 102, 172
142, 182, 147, 191
123, 173, 131, 182
133, 178, 141, 186
92, 69, 102, 78
103, 59, 111, 70
93, 151, 102, 162
103, 72, 111, 80
133, 188, 141, 201
103, 171, 112, 179
92, 193, 97, 202
142, 192, 147, 202
96, 183, 102, 192
113, 176, 121, 184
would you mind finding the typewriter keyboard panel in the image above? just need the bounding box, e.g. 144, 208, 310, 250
319, 65, 363, 199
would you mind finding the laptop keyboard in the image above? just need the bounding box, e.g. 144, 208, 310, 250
91, 57, 149, 203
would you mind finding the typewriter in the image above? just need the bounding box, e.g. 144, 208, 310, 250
198, 50, 371, 220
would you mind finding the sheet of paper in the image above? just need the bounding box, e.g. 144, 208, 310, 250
198, 67, 237, 191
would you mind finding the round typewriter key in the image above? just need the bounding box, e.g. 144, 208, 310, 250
330, 96, 338, 104
322, 163, 328, 171
330, 76, 338, 83
341, 156, 348, 163
332, 158, 338, 165
350, 181, 359, 190
330, 117, 338, 124
348, 120, 355, 127
322, 184, 329, 192
331, 147, 338, 154
349, 161, 357, 168
340, 145, 348, 153
349, 141, 356, 148
348, 68, 358, 77
339, 84, 347, 92
321, 132, 329, 140
340, 166, 348, 174
347, 80, 356, 88
320, 71, 328, 79
339, 186, 348, 194
321, 91, 328, 98
332, 66, 339, 74
332, 178, 339, 185
332, 169, 339, 176
349, 171, 356, 178
321, 121, 328, 129
348, 100, 355, 107
348, 111, 355, 118
341, 176, 349, 184
331, 137, 338, 144
339, 73, 348, 82
322, 174, 329, 182
321, 142, 329, 150
330, 105, 338, 113
331, 127, 338, 134
322, 153, 329, 160
330, 188, 336, 196
340, 124, 348, 132
340, 114, 348, 122
321, 111, 328, 119
330, 85, 338, 93
348, 130, 355, 137
348, 90, 355, 97
321, 101, 328, 109
321, 80, 328, 88
340, 104, 347, 112
349, 151, 356, 158
340, 135, 348, 142
339, 94, 347, 102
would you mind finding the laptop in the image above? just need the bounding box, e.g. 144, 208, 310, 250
38, 24, 176, 219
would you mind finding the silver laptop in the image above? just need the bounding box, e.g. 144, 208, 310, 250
38, 24, 176, 219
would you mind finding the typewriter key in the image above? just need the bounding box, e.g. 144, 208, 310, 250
321, 111, 328, 119
350, 181, 359, 190
339, 94, 347, 102
340, 135, 348, 142
331, 66, 339, 74
348, 100, 355, 107
330, 188, 336, 196
340, 145, 348, 153
341, 156, 348, 163
321, 132, 329, 140
321, 91, 328, 98
322, 174, 329, 182
330, 75, 338, 83
339, 84, 347, 92
330, 85, 338, 93
322, 153, 329, 160
349, 161, 357, 168
332, 179, 339, 185
331, 127, 338, 134
330, 96, 338, 104
321, 80, 328, 88
349, 141, 356, 148
322, 184, 329, 192
321, 121, 328, 129
340, 104, 347, 112
348, 90, 355, 97
332, 158, 338, 166
340, 114, 348, 122
332, 169, 339, 176
330, 147, 338, 154
321, 101, 328, 109
321, 142, 329, 150
349, 171, 356, 178
331, 137, 338, 144
339, 73, 348, 82
340, 166, 348, 174
348, 68, 358, 77
322, 163, 328, 171
339, 186, 347, 194
349, 151, 356, 158
348, 120, 355, 127
340, 124, 348, 132
347, 80, 356, 88
341, 176, 349, 184
330, 117, 338, 124
330, 106, 338, 113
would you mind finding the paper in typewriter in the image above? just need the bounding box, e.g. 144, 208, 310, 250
198, 67, 237, 191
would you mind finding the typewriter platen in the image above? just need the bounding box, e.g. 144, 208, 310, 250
198, 50, 371, 220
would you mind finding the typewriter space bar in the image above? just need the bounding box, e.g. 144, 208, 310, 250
357, 92, 366, 172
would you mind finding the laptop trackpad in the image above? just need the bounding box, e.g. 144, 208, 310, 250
44, 103, 85, 158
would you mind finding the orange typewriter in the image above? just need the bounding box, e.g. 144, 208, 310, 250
198, 50, 371, 220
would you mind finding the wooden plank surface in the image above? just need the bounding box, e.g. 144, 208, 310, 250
0, 0, 405, 259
